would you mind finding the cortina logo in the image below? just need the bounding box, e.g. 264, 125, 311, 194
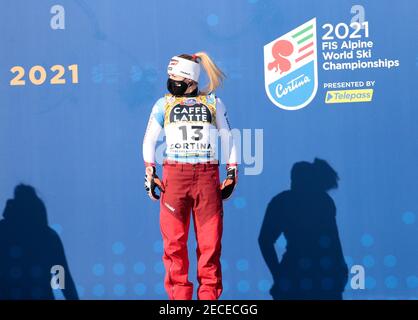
264, 18, 318, 111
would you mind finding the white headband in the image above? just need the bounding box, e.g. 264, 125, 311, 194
167, 56, 201, 82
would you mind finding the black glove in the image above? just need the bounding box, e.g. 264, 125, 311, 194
144, 165, 165, 201
220, 165, 237, 200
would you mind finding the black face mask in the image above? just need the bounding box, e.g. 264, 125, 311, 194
167, 78, 191, 96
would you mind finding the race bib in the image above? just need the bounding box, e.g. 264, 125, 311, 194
164, 95, 217, 161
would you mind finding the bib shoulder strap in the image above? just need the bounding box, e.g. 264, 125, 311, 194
198, 93, 216, 108
198, 94, 217, 125
163, 94, 180, 126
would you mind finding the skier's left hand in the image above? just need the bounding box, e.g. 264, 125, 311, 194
220, 164, 237, 200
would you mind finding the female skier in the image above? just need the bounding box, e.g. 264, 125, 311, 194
143, 52, 237, 300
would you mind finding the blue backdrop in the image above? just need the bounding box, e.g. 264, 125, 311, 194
0, 0, 417, 300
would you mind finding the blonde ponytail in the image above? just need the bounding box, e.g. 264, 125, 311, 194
194, 52, 225, 95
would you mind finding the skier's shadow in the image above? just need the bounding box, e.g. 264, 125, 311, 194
259, 159, 348, 300
0, 184, 78, 300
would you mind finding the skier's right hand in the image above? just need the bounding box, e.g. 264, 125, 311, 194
144, 164, 165, 201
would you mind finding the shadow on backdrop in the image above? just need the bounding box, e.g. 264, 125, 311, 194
258, 158, 348, 300
0, 184, 78, 300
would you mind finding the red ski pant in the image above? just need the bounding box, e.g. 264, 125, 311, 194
159, 161, 223, 300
